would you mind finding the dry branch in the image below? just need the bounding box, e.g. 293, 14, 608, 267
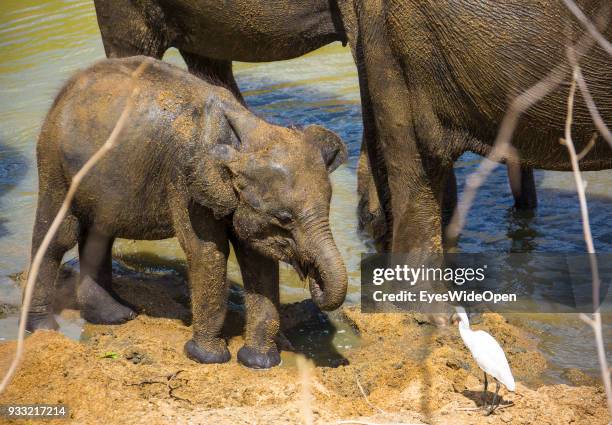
0, 58, 151, 394
561, 0, 612, 55
572, 66, 612, 148
355, 373, 386, 415
562, 65, 612, 416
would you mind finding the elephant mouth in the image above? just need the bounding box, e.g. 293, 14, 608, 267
308, 270, 324, 299
290, 259, 307, 281
291, 260, 324, 298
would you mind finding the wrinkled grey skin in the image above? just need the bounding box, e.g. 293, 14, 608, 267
89, 2, 611, 256
26, 57, 348, 369
93, 0, 347, 102
338, 0, 612, 253
93, 0, 538, 251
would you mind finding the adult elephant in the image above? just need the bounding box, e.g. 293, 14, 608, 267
342, 0, 611, 253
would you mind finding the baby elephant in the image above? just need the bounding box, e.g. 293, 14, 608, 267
26, 56, 348, 369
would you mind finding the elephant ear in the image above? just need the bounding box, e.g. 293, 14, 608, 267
187, 106, 262, 218
188, 144, 240, 219
304, 125, 347, 173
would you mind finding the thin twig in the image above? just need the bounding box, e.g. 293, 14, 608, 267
312, 378, 331, 397
561, 0, 612, 55
564, 4, 612, 154
0, 59, 151, 394
573, 67, 612, 148
576, 133, 598, 161
355, 373, 386, 415
562, 64, 612, 416
579, 312, 596, 326
561, 70, 596, 254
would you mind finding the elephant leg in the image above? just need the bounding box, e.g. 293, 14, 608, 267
356, 55, 432, 250
170, 191, 231, 364
339, 0, 391, 250
357, 142, 387, 250
442, 169, 458, 246
77, 230, 136, 324
355, 60, 392, 250
179, 51, 244, 104
26, 190, 79, 332
359, 142, 456, 251
390, 160, 451, 253
94, 0, 167, 59
341, 0, 390, 251
507, 163, 537, 210
232, 240, 281, 369
353, 0, 413, 252
355, 0, 453, 254
356, 141, 371, 232
87, 236, 137, 311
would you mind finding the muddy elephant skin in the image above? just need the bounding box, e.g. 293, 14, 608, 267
93, 0, 347, 99
26, 56, 348, 369
94, 0, 539, 251
94, 0, 346, 62
343, 0, 612, 253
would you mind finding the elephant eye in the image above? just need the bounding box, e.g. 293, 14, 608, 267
274, 210, 293, 226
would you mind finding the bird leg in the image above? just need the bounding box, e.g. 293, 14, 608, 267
482, 372, 489, 411
485, 379, 501, 416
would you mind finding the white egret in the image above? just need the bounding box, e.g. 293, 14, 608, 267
454, 306, 515, 415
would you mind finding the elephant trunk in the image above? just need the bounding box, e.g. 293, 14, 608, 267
300, 216, 348, 311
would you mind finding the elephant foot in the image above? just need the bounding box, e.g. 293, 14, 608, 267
77, 276, 136, 325
103, 286, 139, 313
25, 308, 58, 332
237, 345, 281, 369
185, 339, 231, 364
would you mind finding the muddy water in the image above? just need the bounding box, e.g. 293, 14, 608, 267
0, 0, 610, 382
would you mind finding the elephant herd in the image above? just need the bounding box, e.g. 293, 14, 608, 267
93, 0, 611, 251
25, 0, 611, 368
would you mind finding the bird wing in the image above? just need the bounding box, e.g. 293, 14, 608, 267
468, 330, 515, 391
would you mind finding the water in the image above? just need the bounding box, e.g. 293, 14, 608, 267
0, 0, 610, 382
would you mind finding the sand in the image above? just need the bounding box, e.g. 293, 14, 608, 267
0, 261, 608, 424
1, 298, 607, 425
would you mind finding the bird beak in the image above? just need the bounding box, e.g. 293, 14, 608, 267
450, 312, 460, 325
